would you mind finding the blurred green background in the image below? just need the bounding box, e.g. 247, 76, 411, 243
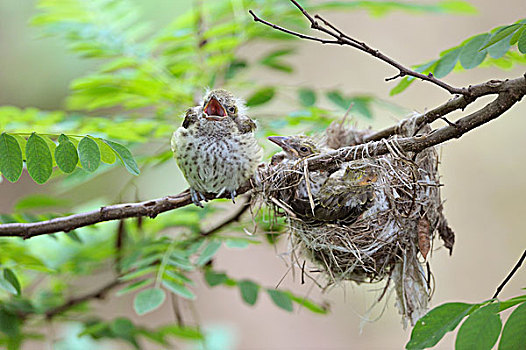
1, 0, 526, 349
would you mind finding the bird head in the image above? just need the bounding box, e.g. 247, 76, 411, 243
342, 163, 378, 184
267, 135, 320, 159
202, 89, 241, 121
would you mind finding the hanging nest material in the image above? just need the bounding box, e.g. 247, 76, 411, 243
255, 117, 455, 326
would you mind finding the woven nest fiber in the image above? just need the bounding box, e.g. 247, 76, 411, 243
256, 118, 455, 325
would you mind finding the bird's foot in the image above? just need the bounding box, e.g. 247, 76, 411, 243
190, 188, 205, 208
214, 188, 236, 204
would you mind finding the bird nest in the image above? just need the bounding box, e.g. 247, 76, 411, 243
255, 119, 455, 325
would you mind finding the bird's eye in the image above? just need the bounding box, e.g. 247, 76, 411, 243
227, 106, 236, 114
299, 146, 309, 153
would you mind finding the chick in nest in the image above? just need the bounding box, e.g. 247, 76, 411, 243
267, 135, 377, 224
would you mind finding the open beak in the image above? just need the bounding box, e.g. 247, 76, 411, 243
204, 97, 227, 121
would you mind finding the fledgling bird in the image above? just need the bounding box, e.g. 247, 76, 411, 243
171, 89, 262, 207
267, 135, 376, 224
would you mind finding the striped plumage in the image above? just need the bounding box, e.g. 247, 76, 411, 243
171, 89, 262, 206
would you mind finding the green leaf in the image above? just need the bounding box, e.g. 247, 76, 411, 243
0, 133, 23, 182
196, 240, 221, 266
350, 97, 373, 119
158, 325, 204, 340
162, 280, 196, 300
120, 266, 157, 281
245, 87, 276, 107
0, 308, 20, 338
133, 288, 166, 315
499, 301, 526, 350
390, 77, 415, 96
116, 279, 153, 296
225, 60, 248, 80
487, 34, 512, 59
94, 138, 116, 164
26, 133, 53, 184
78, 136, 101, 172
433, 47, 462, 78
12, 134, 27, 160
288, 293, 328, 314
110, 317, 135, 338
3, 269, 21, 295
499, 295, 526, 311
204, 270, 228, 287
102, 139, 140, 175
259, 49, 294, 73
238, 280, 259, 306
326, 91, 350, 110
66, 230, 83, 243
518, 29, 526, 54
456, 303, 501, 350
298, 88, 316, 107
406, 302, 476, 349
261, 61, 293, 73
510, 25, 526, 45
0, 278, 18, 295
267, 289, 293, 312
55, 134, 79, 173
481, 24, 522, 50
459, 34, 490, 69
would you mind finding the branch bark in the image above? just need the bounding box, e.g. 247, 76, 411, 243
307, 78, 526, 171
0, 3, 525, 239
0, 185, 251, 238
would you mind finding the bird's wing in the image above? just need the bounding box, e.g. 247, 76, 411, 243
235, 115, 257, 134
182, 107, 199, 128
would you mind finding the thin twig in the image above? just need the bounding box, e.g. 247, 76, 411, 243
248, 10, 339, 44
200, 196, 251, 236
306, 78, 526, 171
249, 0, 466, 95
41, 279, 121, 319
492, 249, 526, 299
363, 78, 516, 142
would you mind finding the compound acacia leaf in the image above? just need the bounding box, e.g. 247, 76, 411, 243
26, 133, 53, 184
0, 133, 23, 182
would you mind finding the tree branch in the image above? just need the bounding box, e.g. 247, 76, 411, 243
16, 279, 122, 320
0, 185, 251, 238
200, 196, 251, 237
0, 75, 524, 238
306, 78, 526, 171
363, 77, 525, 142
250, 0, 466, 95
0, 4, 525, 240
